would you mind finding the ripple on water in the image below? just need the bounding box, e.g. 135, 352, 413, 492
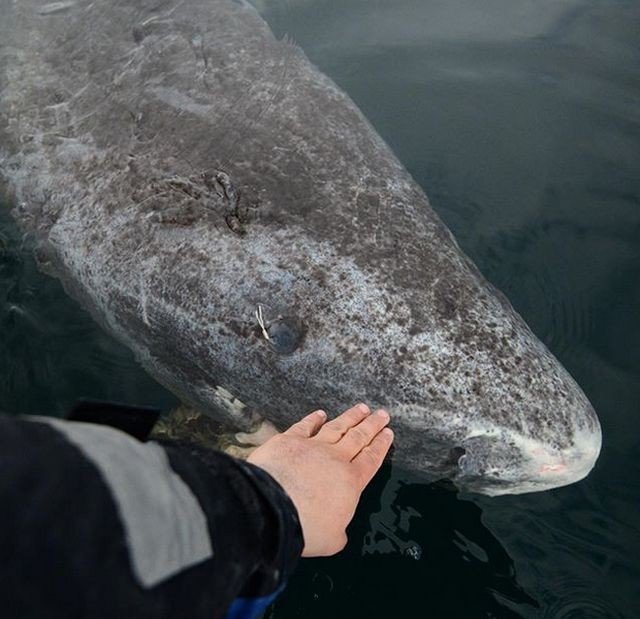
542, 576, 624, 618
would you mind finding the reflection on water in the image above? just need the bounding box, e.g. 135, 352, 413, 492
1, 0, 639, 616
271, 467, 539, 618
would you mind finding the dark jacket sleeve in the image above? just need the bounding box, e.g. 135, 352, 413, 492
0, 414, 303, 619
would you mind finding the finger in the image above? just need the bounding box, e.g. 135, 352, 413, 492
352, 427, 394, 487
337, 409, 390, 459
284, 409, 327, 438
315, 403, 370, 443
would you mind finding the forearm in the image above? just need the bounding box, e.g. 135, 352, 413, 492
0, 414, 303, 619
159, 439, 304, 605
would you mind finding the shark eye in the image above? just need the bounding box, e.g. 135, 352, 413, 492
267, 317, 304, 354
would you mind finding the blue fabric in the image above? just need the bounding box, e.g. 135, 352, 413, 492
224, 583, 287, 619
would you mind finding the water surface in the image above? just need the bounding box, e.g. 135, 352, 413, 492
1, 0, 639, 616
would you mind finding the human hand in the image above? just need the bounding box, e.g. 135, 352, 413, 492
247, 403, 393, 557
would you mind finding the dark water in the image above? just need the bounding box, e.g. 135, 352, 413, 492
1, 0, 639, 616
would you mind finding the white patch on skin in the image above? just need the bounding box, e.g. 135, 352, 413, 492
149, 87, 214, 118
139, 275, 150, 326
36, 1, 77, 16
211, 385, 247, 417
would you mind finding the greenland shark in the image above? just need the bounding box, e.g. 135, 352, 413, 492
0, 0, 601, 495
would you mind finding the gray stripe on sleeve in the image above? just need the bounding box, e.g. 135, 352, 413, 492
28, 416, 213, 588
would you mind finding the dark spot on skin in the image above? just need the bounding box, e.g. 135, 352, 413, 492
252, 324, 264, 339
225, 213, 246, 235
132, 27, 144, 43
34, 245, 52, 267
446, 446, 466, 465
228, 319, 251, 337
436, 296, 457, 320
158, 208, 198, 226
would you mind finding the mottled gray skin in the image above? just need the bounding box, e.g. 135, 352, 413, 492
0, 0, 601, 494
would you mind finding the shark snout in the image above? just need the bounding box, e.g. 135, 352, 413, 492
455, 410, 602, 496
529, 420, 602, 488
